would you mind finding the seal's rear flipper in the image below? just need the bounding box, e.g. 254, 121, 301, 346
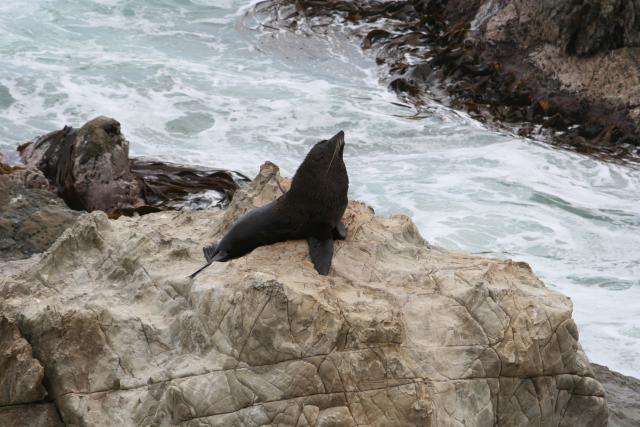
189, 245, 229, 279
204, 244, 230, 263
203, 243, 218, 263
332, 222, 347, 240
307, 237, 334, 275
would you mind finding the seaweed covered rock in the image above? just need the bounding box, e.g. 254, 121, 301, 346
423, 0, 640, 157
18, 117, 245, 217
253, 0, 640, 160
0, 163, 608, 426
19, 117, 145, 216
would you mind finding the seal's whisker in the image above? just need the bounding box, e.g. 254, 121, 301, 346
327, 136, 341, 173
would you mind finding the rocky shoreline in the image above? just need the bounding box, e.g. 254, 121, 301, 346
2, 0, 640, 420
0, 159, 611, 425
250, 0, 640, 163
1, 119, 638, 424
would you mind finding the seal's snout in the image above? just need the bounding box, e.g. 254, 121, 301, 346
331, 130, 345, 148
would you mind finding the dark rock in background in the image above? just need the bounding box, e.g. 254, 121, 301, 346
546, 0, 640, 56
18, 116, 247, 218
0, 169, 80, 261
418, 0, 640, 160
592, 363, 640, 427
19, 116, 146, 216
259, 0, 640, 161
2, 117, 247, 260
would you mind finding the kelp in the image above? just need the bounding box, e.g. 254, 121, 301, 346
130, 159, 250, 210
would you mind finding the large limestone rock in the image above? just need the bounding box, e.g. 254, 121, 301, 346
0, 163, 608, 426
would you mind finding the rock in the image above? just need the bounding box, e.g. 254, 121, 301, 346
0, 316, 46, 406
18, 117, 247, 217
0, 162, 608, 425
433, 0, 640, 157
19, 117, 146, 216
0, 153, 22, 175
0, 170, 81, 261
254, 0, 640, 160
0, 404, 64, 427
0, 316, 62, 427
546, 0, 640, 56
591, 363, 640, 427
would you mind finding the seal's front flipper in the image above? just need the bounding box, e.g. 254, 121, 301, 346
307, 237, 334, 275
332, 222, 347, 240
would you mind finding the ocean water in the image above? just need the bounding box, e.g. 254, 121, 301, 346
1, 0, 639, 377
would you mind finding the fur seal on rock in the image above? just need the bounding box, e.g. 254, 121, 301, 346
190, 131, 348, 278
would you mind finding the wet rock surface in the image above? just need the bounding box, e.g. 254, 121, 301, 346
591, 363, 640, 427
0, 169, 81, 261
545, 0, 640, 56
18, 116, 246, 217
0, 162, 608, 426
2, 117, 249, 262
249, 0, 640, 162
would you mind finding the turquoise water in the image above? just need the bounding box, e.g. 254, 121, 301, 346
1, 0, 640, 377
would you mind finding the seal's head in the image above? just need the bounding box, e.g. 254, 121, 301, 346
305, 130, 345, 172
287, 131, 349, 214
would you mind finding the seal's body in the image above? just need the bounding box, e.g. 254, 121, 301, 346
189, 131, 348, 278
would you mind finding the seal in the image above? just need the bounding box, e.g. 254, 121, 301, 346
189, 131, 348, 278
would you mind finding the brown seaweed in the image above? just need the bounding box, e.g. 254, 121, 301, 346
130, 158, 250, 210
